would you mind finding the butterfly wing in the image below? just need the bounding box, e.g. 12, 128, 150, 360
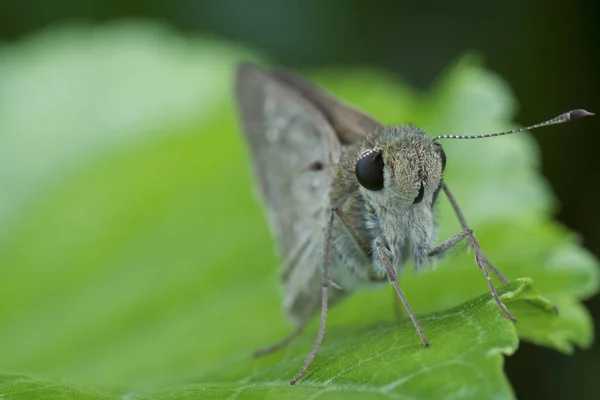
235, 64, 343, 320
235, 64, 343, 260
272, 68, 381, 144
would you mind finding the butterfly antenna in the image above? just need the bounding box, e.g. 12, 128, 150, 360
433, 109, 594, 140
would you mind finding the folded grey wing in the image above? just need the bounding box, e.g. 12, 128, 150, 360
235, 64, 343, 319
280, 232, 348, 322
272, 68, 382, 144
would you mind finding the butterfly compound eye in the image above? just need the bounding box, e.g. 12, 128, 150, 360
355, 149, 384, 191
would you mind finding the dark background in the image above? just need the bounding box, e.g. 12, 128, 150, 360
2, 1, 598, 398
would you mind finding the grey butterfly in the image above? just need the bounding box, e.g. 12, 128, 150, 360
234, 63, 592, 385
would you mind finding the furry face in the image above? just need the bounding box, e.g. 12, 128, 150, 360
354, 125, 446, 209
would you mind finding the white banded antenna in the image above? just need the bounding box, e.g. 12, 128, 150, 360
433, 109, 594, 140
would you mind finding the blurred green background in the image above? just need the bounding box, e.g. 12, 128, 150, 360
1, 1, 599, 399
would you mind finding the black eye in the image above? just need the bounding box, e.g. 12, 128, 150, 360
355, 149, 384, 191
413, 182, 425, 204
435, 143, 447, 172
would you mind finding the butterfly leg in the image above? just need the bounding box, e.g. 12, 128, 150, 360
332, 207, 403, 322
334, 206, 404, 322
290, 206, 336, 385
442, 182, 509, 284
376, 242, 430, 348
428, 229, 517, 323
442, 183, 561, 316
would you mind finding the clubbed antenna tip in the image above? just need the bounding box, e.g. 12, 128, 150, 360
433, 108, 594, 141
569, 109, 594, 120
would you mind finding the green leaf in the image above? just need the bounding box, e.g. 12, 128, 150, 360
0, 280, 560, 399
0, 373, 118, 400
0, 22, 597, 399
